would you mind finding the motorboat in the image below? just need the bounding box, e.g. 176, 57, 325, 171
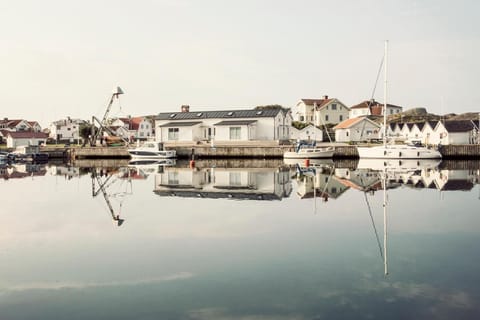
128, 141, 176, 159
284, 141, 335, 159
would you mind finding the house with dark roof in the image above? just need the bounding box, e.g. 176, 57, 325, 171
349, 99, 402, 119
6, 131, 48, 148
333, 116, 381, 142
433, 120, 480, 145
294, 95, 350, 126
155, 105, 292, 144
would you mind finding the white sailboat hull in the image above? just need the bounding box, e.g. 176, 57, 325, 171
357, 145, 441, 159
284, 146, 335, 159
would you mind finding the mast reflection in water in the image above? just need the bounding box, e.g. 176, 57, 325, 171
0, 159, 479, 319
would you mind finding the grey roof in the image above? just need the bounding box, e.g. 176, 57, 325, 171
416, 122, 426, 130
159, 121, 202, 127
156, 108, 281, 121
214, 120, 257, 126
444, 120, 477, 132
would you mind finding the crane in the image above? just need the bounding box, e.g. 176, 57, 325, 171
90, 86, 130, 146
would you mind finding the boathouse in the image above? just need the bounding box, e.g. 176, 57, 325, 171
6, 131, 48, 148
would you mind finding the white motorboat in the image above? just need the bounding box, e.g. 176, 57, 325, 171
128, 142, 176, 159
357, 41, 442, 160
284, 142, 335, 159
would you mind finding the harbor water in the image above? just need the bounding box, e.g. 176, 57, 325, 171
0, 159, 479, 319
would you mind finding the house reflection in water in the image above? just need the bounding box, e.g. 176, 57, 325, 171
295, 167, 349, 201
153, 164, 292, 200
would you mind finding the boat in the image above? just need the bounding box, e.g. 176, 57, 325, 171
128, 141, 176, 159
357, 41, 442, 160
284, 141, 335, 159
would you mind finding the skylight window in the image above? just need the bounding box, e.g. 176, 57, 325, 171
227, 112, 234, 116
169, 114, 176, 118
196, 113, 203, 117
256, 111, 263, 115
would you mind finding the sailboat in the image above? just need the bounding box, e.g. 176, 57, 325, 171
357, 41, 442, 160
284, 102, 335, 159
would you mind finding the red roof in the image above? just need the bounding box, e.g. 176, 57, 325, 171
6, 131, 48, 139
300, 98, 334, 109
333, 117, 364, 129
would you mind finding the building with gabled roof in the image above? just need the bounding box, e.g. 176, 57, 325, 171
110, 116, 153, 141
5, 131, 48, 148
349, 99, 403, 119
333, 116, 381, 143
433, 120, 479, 145
0, 118, 37, 132
293, 95, 350, 126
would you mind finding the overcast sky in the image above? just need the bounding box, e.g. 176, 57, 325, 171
1, 0, 479, 127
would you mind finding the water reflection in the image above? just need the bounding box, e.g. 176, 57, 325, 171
153, 160, 292, 201
1, 159, 480, 319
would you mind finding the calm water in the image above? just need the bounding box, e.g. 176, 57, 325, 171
1, 159, 479, 320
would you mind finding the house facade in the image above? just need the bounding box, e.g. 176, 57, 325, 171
433, 120, 479, 145
333, 116, 382, 143
349, 99, 403, 119
6, 131, 48, 148
0, 118, 35, 131
294, 96, 350, 126
155, 106, 292, 144
110, 116, 153, 141
49, 117, 86, 142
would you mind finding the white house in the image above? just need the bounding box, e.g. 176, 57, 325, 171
349, 99, 403, 119
6, 131, 48, 148
0, 118, 35, 131
49, 117, 86, 142
433, 120, 479, 145
333, 116, 382, 143
155, 106, 292, 144
294, 96, 350, 126
110, 116, 153, 141
290, 125, 323, 142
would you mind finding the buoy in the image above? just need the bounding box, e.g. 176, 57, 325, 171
189, 160, 195, 168
304, 159, 310, 167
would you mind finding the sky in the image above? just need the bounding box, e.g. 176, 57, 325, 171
0, 0, 479, 127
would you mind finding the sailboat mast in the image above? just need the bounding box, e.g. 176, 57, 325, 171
383, 171, 388, 276
383, 40, 388, 148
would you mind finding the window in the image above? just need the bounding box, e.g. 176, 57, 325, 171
299, 116, 305, 122
168, 128, 179, 140
339, 115, 343, 121
331, 104, 337, 110
325, 115, 329, 121
141, 124, 144, 129
346, 131, 349, 136
230, 127, 241, 140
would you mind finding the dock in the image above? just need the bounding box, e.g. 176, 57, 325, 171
48, 143, 480, 161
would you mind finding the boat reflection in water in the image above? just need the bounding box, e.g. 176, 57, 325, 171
154, 159, 292, 201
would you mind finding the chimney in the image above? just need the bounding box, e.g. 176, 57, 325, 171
323, 95, 328, 100
181, 105, 190, 112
